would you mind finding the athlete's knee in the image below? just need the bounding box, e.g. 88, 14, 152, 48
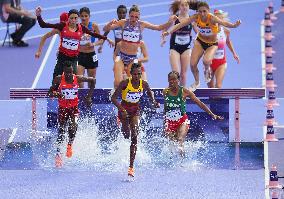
203, 58, 212, 66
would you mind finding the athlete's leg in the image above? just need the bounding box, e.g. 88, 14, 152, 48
77, 65, 85, 88
180, 49, 191, 86
203, 45, 218, 83
113, 60, 125, 89
214, 63, 227, 88
129, 115, 139, 169
189, 40, 204, 90
169, 49, 181, 74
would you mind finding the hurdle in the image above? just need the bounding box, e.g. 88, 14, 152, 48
10, 88, 265, 141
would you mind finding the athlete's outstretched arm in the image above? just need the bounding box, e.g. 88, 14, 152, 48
212, 15, 241, 28
35, 29, 59, 58
143, 81, 159, 108
142, 15, 178, 31
35, 7, 64, 30
81, 25, 107, 40
77, 76, 96, 104
184, 88, 223, 120
224, 28, 240, 64
103, 19, 125, 32
163, 15, 196, 36
47, 76, 61, 98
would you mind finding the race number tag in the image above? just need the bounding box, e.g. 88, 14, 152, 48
166, 109, 182, 121
126, 92, 143, 103
93, 54, 98, 62
122, 30, 140, 42
62, 37, 79, 50
214, 49, 225, 59
80, 34, 91, 45
61, 88, 78, 99
175, 35, 190, 45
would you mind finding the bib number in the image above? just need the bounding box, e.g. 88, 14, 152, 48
62, 38, 79, 50
61, 88, 78, 99
166, 109, 182, 121
122, 30, 140, 43
175, 35, 190, 45
80, 34, 91, 46
126, 92, 143, 103
93, 54, 98, 62
214, 49, 225, 59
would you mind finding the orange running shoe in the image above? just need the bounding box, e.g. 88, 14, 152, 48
128, 167, 135, 177
55, 153, 62, 168
66, 144, 73, 158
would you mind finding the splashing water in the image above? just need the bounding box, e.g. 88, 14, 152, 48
30, 113, 209, 172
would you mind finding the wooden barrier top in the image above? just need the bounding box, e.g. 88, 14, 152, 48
10, 88, 265, 100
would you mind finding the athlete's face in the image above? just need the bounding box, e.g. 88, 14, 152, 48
117, 8, 127, 20
80, 11, 90, 25
64, 66, 73, 78
131, 68, 142, 82
198, 6, 209, 18
69, 13, 79, 26
129, 11, 140, 24
168, 73, 179, 88
179, 1, 189, 14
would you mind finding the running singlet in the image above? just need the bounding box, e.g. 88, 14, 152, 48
196, 14, 218, 37
121, 78, 143, 103
164, 87, 186, 121
214, 27, 226, 59
58, 74, 79, 108
59, 23, 83, 57
170, 18, 192, 46
122, 19, 142, 43
80, 22, 96, 46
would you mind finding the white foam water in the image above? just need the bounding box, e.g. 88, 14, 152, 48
30, 116, 209, 172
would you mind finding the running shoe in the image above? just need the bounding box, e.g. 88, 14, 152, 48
55, 153, 63, 168
189, 82, 200, 92
66, 144, 73, 158
128, 167, 135, 177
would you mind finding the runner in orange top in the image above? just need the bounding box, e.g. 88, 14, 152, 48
162, 1, 241, 91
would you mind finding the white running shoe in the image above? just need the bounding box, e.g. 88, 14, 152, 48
109, 88, 115, 101
189, 82, 200, 92
204, 67, 212, 83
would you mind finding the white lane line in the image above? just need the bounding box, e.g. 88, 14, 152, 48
30, 0, 115, 12
31, 34, 58, 88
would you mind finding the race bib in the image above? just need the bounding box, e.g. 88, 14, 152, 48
214, 49, 225, 59
122, 30, 140, 42
80, 34, 91, 46
62, 37, 79, 50
198, 27, 213, 36
93, 54, 98, 62
175, 35, 190, 45
114, 29, 122, 39
125, 91, 143, 103
166, 109, 182, 121
61, 88, 78, 99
